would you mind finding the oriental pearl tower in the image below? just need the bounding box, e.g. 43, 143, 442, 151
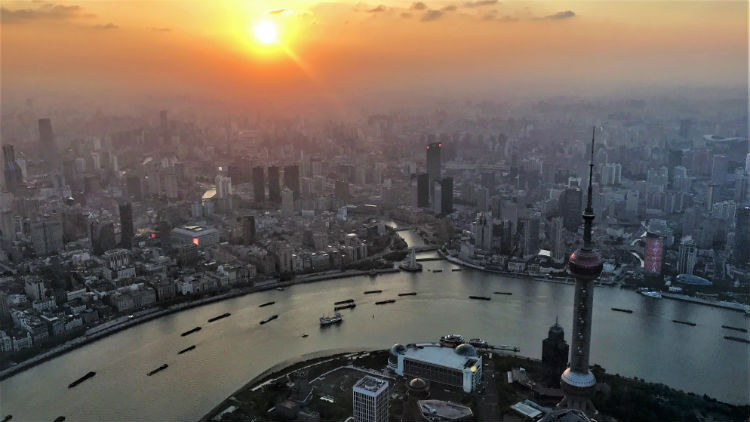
558, 127, 604, 414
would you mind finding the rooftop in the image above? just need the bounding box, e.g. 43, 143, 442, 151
353, 375, 388, 395
418, 400, 473, 421
399, 344, 480, 371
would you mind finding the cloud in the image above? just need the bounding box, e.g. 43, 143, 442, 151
151, 27, 171, 32
368, 5, 387, 12
420, 10, 443, 21
462, 0, 497, 8
1, 3, 87, 23
266, 8, 294, 16
539, 10, 575, 20
482, 10, 516, 21
401, 12, 413, 18
441, 5, 457, 11
410, 2, 427, 10
91, 22, 118, 30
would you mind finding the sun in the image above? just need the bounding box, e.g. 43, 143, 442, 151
253, 21, 278, 45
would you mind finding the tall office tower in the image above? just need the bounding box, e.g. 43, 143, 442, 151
283, 165, 300, 199
89, 220, 116, 255
734, 206, 750, 266
440, 177, 453, 215
30, 216, 64, 256
432, 182, 442, 215
677, 236, 697, 275
38, 118, 59, 164
551, 216, 565, 262
335, 180, 349, 200
643, 232, 663, 275
426, 142, 442, 202
559, 128, 603, 414
560, 188, 582, 232
711, 155, 728, 185
157, 220, 171, 251
542, 318, 569, 387
471, 213, 493, 251
215, 175, 232, 199
126, 175, 143, 201
2, 145, 23, 192
242, 215, 255, 245
159, 110, 169, 142
416, 173, 430, 208
252, 167, 265, 202
281, 187, 295, 216
520, 214, 540, 257
119, 203, 134, 249
268, 166, 281, 203
353, 376, 389, 422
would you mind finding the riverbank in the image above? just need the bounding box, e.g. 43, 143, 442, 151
201, 348, 750, 422
439, 249, 576, 285
0, 267, 400, 381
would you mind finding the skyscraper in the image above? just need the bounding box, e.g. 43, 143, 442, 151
734, 205, 750, 266
242, 215, 256, 245
38, 118, 59, 165
551, 216, 566, 263
268, 166, 281, 203
416, 173, 429, 208
119, 203, 134, 249
283, 165, 300, 199
2, 145, 23, 192
644, 232, 663, 275
560, 188, 582, 232
426, 142, 441, 202
253, 167, 265, 202
677, 236, 697, 275
353, 376, 389, 422
542, 318, 569, 387
440, 177, 453, 215
559, 128, 603, 414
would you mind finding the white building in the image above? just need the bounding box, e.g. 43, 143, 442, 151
389, 344, 482, 393
352, 376, 389, 422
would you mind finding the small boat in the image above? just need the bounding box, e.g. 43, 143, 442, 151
147, 364, 168, 376
433, 269, 443, 273
334, 299, 355, 305
334, 303, 356, 311
724, 336, 750, 344
54, 418, 65, 422
375, 299, 396, 305
302, 334, 309, 338
493, 291, 512, 295
276, 287, 285, 291
611, 308, 633, 313
440, 334, 465, 347
451, 268, 462, 272
721, 325, 748, 333
364, 290, 382, 294
469, 338, 489, 348
181, 327, 202, 337
68, 371, 96, 388
640, 290, 662, 299
208, 313, 231, 323
469, 295, 491, 301
320, 312, 343, 326
260, 315, 278, 325
178, 345, 196, 354
259, 301, 275, 307
672, 319, 696, 326
398, 292, 417, 296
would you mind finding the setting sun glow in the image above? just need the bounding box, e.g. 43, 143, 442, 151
253, 21, 278, 45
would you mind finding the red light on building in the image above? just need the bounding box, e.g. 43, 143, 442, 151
151, 233, 156, 239
438, 143, 442, 148
426, 146, 429, 150
192, 237, 200, 246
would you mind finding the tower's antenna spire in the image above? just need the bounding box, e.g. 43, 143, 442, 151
582, 126, 596, 250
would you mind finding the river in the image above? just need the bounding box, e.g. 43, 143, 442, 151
1, 229, 748, 421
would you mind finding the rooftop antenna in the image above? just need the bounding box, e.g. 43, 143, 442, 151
582, 126, 596, 251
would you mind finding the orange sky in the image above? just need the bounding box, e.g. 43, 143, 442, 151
1, 1, 747, 108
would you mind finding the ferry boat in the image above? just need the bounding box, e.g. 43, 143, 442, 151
334, 299, 355, 305
469, 338, 489, 348
147, 364, 168, 376
375, 299, 396, 305
320, 312, 343, 326
469, 295, 491, 301
259, 301, 275, 308
439, 334, 465, 347
640, 290, 662, 299
334, 303, 356, 311
68, 371, 96, 388
364, 290, 382, 294
260, 315, 278, 325
398, 292, 417, 296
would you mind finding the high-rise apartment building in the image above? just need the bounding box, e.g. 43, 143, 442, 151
353, 376, 389, 422
253, 167, 265, 202
119, 203, 134, 249
268, 166, 281, 203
